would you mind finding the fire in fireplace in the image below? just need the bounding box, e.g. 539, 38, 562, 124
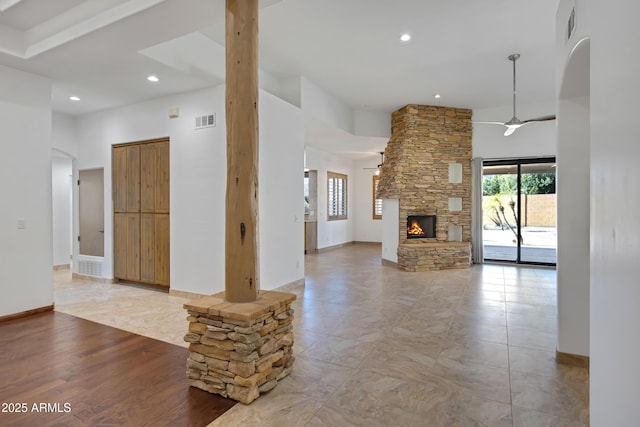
407, 215, 436, 239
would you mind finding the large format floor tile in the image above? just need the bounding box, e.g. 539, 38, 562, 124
53, 244, 589, 426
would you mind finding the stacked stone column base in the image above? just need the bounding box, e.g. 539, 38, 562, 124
184, 290, 296, 404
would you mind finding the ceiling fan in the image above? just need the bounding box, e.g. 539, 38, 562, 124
363, 152, 384, 175
474, 53, 555, 136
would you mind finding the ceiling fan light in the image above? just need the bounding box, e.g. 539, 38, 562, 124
504, 126, 518, 136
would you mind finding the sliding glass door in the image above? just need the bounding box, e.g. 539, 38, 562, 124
482, 158, 557, 265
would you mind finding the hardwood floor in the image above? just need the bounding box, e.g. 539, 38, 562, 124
0, 311, 236, 427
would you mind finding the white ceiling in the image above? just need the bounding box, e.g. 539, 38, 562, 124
0, 0, 560, 157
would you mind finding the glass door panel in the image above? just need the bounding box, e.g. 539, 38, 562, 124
482, 164, 518, 262
519, 162, 557, 264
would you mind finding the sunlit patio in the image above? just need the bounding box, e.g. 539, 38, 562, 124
483, 227, 557, 264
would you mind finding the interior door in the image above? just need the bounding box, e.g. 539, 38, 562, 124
79, 168, 104, 257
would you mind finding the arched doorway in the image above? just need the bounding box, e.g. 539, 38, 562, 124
51, 148, 75, 270
556, 37, 590, 358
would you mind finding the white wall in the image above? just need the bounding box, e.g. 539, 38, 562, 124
305, 146, 354, 249
52, 156, 73, 267
52, 113, 78, 158
0, 65, 53, 317
556, 92, 590, 357
354, 110, 391, 138
52, 114, 79, 270
74, 85, 304, 295
557, 0, 640, 423
472, 101, 556, 159
260, 71, 301, 108
353, 156, 382, 242
301, 77, 354, 134
259, 92, 305, 289
556, 34, 590, 360
381, 199, 399, 263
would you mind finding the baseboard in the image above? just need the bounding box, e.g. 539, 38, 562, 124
172, 278, 305, 300
274, 278, 305, 292
353, 241, 382, 246
53, 264, 70, 271
170, 289, 207, 299
381, 258, 399, 268
556, 349, 590, 368
317, 241, 356, 253
0, 304, 54, 323
72, 273, 117, 284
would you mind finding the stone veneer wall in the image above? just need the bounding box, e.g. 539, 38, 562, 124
184, 290, 295, 404
377, 104, 472, 270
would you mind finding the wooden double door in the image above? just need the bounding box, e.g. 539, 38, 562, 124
113, 138, 170, 287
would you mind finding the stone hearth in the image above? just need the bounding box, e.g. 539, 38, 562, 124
398, 241, 471, 271
184, 291, 296, 404
377, 104, 473, 270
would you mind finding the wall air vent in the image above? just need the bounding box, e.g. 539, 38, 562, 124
77, 255, 103, 277
195, 114, 216, 129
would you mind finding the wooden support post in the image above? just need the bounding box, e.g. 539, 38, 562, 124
225, 0, 259, 302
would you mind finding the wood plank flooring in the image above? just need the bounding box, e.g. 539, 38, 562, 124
0, 311, 236, 427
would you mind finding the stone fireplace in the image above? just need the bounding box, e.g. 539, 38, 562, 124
377, 104, 472, 271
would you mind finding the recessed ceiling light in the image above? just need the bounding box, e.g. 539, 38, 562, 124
400, 33, 411, 42
434, 94, 441, 99
69, 96, 80, 101
147, 75, 159, 83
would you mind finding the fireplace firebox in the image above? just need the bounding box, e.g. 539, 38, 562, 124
407, 215, 436, 239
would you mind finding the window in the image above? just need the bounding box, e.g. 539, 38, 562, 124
372, 175, 382, 220
327, 171, 347, 220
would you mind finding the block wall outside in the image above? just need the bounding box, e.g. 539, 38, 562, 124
482, 194, 556, 228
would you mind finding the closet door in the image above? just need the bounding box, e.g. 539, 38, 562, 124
140, 213, 156, 283
113, 139, 169, 287
114, 213, 127, 278
114, 212, 140, 281
140, 141, 169, 213
155, 141, 170, 213
113, 147, 127, 213
140, 144, 156, 213
154, 214, 170, 286
126, 146, 140, 212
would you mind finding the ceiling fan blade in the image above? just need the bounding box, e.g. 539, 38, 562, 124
473, 121, 506, 125
363, 152, 385, 170
522, 114, 556, 123
476, 55, 553, 136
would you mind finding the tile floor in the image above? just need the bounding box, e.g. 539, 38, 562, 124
54, 244, 589, 426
